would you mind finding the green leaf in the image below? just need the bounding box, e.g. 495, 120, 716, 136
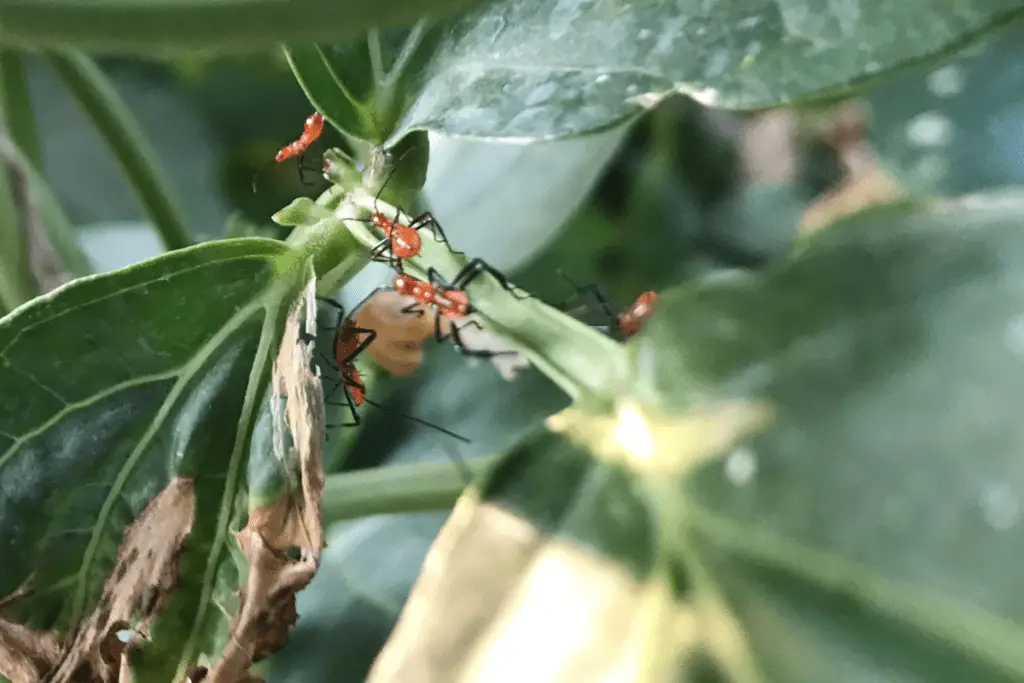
286, 25, 442, 144
0, 238, 304, 678
284, 43, 378, 142
421, 122, 632, 272
0, 0, 485, 54
636, 189, 1024, 680
358, 427, 689, 683
383, 0, 1024, 142
868, 26, 1024, 196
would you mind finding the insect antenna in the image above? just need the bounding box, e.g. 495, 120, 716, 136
361, 396, 471, 445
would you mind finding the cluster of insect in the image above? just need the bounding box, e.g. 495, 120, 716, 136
269, 112, 660, 449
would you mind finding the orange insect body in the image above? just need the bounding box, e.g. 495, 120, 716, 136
275, 112, 325, 163
333, 317, 369, 405
393, 273, 471, 319
371, 213, 422, 260
617, 290, 659, 338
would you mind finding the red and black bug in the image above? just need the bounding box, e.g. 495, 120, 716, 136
305, 297, 471, 445
556, 270, 659, 340
252, 112, 327, 193
386, 258, 531, 358
342, 151, 459, 272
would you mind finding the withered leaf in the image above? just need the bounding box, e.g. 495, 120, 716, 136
205, 279, 325, 683
0, 477, 196, 683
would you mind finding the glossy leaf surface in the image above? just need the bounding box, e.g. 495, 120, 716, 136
384, 0, 1024, 142
634, 190, 1024, 680
0, 238, 297, 679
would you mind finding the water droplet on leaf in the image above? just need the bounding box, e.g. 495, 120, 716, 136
980, 483, 1019, 530
725, 447, 757, 486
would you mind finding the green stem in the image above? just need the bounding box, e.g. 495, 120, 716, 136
47, 50, 192, 251
322, 454, 503, 524
0, 50, 43, 169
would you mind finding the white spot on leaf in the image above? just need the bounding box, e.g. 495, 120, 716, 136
927, 65, 965, 97
905, 111, 953, 147
980, 483, 1019, 530
1004, 314, 1024, 354
724, 447, 757, 486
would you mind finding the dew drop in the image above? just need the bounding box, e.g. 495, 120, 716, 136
725, 447, 757, 486
638, 28, 653, 40
595, 73, 611, 84
927, 65, 965, 97
626, 83, 640, 95
905, 111, 953, 147
1004, 314, 1024, 354
980, 483, 1019, 530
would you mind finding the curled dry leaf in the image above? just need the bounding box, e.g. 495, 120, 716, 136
0, 580, 62, 683
0, 477, 196, 683
205, 278, 325, 683
352, 290, 436, 377
352, 290, 529, 381
799, 100, 902, 234
738, 103, 902, 235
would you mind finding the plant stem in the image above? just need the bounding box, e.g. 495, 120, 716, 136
322, 454, 503, 524
0, 50, 43, 169
47, 50, 192, 252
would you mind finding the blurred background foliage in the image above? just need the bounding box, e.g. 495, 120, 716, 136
9, 22, 1024, 682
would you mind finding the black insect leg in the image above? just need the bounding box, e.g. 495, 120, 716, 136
434, 258, 531, 301
297, 147, 325, 186
409, 211, 458, 252
324, 381, 361, 428
435, 314, 520, 359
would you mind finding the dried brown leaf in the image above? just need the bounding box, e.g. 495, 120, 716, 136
351, 290, 529, 381
205, 278, 326, 683
2, 477, 197, 683
353, 290, 435, 377
204, 529, 316, 683
800, 143, 902, 234
0, 616, 63, 683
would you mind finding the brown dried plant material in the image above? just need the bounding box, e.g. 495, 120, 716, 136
739, 103, 903, 236
0, 477, 197, 683
53, 476, 195, 683
205, 278, 325, 683
799, 100, 902, 234
352, 290, 529, 381
351, 290, 435, 377
0, 580, 63, 683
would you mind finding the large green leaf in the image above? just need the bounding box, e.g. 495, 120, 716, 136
868, 25, 1024, 196
634, 189, 1024, 680
358, 428, 687, 683
0, 0, 485, 53
381, 0, 1024, 142
0, 238, 315, 679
